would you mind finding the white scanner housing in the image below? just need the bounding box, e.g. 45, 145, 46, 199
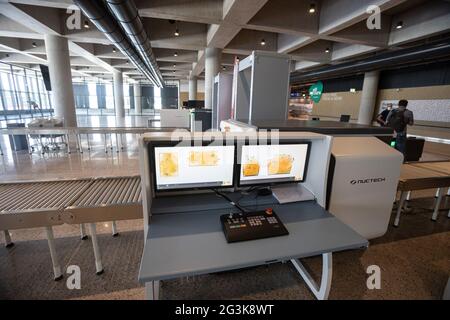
327, 137, 403, 239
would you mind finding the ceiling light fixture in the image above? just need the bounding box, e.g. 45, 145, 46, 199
84, 20, 89, 29
309, 3, 316, 14
174, 52, 178, 57
174, 28, 180, 37
32, 42, 37, 48
222, 66, 226, 71
325, 47, 330, 53
173, 63, 176, 68
112, 47, 116, 53
261, 39, 266, 46
396, 21, 403, 29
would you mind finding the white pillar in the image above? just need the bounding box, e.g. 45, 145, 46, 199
133, 83, 142, 115
205, 48, 221, 109
189, 76, 198, 100
358, 71, 380, 125
44, 34, 77, 127
113, 70, 125, 118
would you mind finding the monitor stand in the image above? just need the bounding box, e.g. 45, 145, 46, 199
256, 187, 273, 197
272, 184, 315, 204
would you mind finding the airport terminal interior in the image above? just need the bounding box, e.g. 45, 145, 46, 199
0, 0, 449, 301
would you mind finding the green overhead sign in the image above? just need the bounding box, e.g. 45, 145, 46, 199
309, 81, 323, 103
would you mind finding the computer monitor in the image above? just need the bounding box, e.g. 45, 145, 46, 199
153, 145, 235, 191
239, 143, 310, 186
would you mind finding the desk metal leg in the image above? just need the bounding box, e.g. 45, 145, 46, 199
45, 226, 63, 281
291, 253, 332, 300
4, 230, 14, 248
111, 221, 119, 237
394, 191, 408, 227
66, 134, 71, 154
145, 281, 160, 300
87, 134, 91, 151
432, 188, 445, 221
89, 223, 104, 275
80, 224, 88, 240
77, 134, 83, 154
104, 134, 108, 153
406, 191, 411, 201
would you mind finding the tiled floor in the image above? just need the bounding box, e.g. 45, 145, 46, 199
0, 197, 449, 300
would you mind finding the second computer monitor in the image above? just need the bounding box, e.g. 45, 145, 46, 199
239, 143, 310, 186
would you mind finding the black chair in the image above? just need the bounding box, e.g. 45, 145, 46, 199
340, 115, 351, 123
405, 138, 425, 162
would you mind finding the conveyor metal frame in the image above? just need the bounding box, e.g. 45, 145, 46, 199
395, 162, 450, 227
0, 176, 142, 280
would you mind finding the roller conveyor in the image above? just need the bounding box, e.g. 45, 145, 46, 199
63, 176, 143, 225
0, 176, 142, 280
71, 176, 142, 207
0, 180, 92, 213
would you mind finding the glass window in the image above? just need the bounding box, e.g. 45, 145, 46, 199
154, 86, 162, 110
88, 82, 98, 109
105, 83, 114, 109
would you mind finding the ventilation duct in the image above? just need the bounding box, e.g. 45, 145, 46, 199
291, 40, 450, 84
73, 0, 161, 86
105, 0, 164, 88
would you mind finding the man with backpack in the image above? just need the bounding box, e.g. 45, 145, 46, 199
386, 100, 414, 156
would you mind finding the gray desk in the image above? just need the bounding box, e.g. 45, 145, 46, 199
139, 194, 368, 300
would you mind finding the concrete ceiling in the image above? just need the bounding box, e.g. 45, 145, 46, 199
0, 0, 449, 85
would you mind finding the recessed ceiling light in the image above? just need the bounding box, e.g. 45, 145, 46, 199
173, 63, 176, 68
84, 20, 89, 29
32, 42, 37, 48
261, 39, 266, 46
309, 3, 316, 14
174, 52, 178, 57
325, 48, 330, 53
174, 28, 180, 37
396, 21, 403, 29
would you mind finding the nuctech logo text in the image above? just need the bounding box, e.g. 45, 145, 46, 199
350, 178, 386, 185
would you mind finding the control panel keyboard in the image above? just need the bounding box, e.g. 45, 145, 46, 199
220, 208, 289, 243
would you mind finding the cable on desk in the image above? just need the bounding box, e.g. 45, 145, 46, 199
211, 189, 248, 214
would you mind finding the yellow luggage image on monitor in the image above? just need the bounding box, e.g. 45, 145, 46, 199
159, 153, 179, 177
188, 151, 219, 166
242, 159, 260, 177
268, 155, 293, 175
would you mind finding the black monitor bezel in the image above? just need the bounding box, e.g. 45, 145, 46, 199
236, 139, 312, 188
149, 139, 237, 193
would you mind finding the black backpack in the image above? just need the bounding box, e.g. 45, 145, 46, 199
389, 109, 407, 132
